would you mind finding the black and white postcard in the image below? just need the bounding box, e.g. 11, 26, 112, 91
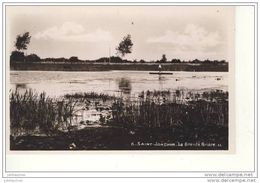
7, 6, 234, 151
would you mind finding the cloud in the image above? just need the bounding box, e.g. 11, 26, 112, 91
34, 22, 113, 42
147, 24, 222, 51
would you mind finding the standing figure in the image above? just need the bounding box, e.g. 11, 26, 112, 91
158, 64, 162, 74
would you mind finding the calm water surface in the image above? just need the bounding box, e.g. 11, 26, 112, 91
10, 70, 228, 97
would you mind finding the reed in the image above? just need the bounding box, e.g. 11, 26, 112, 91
10, 89, 228, 150
10, 89, 228, 137
110, 89, 228, 129
64, 92, 116, 102
10, 89, 76, 136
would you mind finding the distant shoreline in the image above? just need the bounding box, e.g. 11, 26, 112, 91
10, 62, 228, 72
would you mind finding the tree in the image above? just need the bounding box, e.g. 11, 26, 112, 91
10, 51, 25, 62
191, 59, 200, 63
69, 56, 79, 62
116, 34, 133, 57
110, 56, 123, 63
171, 58, 181, 63
15, 32, 31, 51
26, 54, 41, 62
160, 54, 167, 63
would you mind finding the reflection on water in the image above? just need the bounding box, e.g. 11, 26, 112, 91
15, 83, 28, 94
16, 83, 27, 89
118, 77, 132, 94
10, 71, 228, 98
158, 75, 167, 91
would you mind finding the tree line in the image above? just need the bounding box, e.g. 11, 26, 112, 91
10, 32, 227, 64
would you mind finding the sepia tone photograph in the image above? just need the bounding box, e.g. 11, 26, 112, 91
7, 5, 234, 151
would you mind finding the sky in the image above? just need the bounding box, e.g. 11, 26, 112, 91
6, 6, 235, 61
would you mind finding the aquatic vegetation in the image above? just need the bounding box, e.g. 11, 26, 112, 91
10, 89, 77, 136
110, 92, 228, 128
10, 89, 228, 138
10, 88, 229, 150
64, 92, 116, 102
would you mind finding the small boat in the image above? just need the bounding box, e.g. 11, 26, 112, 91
149, 72, 173, 75
149, 64, 173, 75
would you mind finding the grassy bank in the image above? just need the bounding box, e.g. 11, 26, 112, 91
10, 62, 228, 72
10, 89, 228, 150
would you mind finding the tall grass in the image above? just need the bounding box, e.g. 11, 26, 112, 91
10, 89, 228, 137
110, 90, 228, 129
10, 89, 76, 136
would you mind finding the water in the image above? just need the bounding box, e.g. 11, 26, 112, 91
10, 70, 229, 127
10, 70, 228, 97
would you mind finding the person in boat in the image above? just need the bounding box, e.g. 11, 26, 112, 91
158, 64, 162, 73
